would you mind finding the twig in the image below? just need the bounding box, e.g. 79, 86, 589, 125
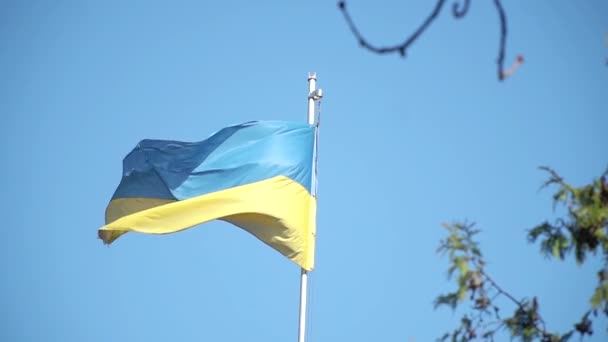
475, 319, 505, 331
481, 270, 523, 307
482, 270, 549, 333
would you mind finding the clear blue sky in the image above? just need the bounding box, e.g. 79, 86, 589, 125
1, 1, 607, 341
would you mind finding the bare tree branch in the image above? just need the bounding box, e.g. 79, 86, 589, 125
337, 0, 523, 81
338, 0, 447, 57
493, 0, 507, 80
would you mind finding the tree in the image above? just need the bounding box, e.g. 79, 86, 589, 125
335, 3, 607, 339
435, 167, 608, 341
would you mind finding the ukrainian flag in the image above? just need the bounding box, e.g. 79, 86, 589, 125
99, 120, 316, 270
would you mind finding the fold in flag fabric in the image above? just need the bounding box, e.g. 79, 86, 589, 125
99, 120, 316, 270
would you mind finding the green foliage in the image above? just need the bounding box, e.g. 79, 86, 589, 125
435, 222, 582, 342
528, 166, 608, 265
590, 265, 608, 317
435, 222, 483, 308
503, 298, 542, 342
528, 166, 608, 329
435, 166, 608, 341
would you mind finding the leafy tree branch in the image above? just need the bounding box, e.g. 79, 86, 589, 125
435, 166, 608, 341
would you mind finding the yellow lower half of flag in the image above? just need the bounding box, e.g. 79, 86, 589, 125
99, 176, 316, 270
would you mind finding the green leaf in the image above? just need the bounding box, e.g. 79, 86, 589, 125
554, 188, 567, 204
454, 256, 469, 275
434, 293, 459, 310
590, 287, 603, 309
528, 222, 552, 242
552, 240, 561, 258
551, 235, 568, 259
457, 285, 467, 301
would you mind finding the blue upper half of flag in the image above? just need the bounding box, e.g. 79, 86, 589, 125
111, 120, 315, 201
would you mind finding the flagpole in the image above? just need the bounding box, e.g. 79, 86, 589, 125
298, 72, 321, 342
307, 72, 316, 126
297, 267, 309, 342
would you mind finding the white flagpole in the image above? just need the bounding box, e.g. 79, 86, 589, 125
298, 72, 321, 342
297, 267, 309, 342
307, 72, 317, 126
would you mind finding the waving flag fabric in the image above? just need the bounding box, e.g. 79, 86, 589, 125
99, 120, 316, 270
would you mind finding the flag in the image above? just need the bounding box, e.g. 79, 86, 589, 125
99, 120, 316, 270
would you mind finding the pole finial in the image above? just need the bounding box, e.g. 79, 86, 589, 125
307, 72, 317, 81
